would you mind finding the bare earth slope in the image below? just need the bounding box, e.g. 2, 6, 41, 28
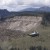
0, 16, 42, 32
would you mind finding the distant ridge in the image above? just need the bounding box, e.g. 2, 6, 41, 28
36, 6, 50, 12
19, 7, 39, 11
20, 6, 50, 12
0, 6, 50, 20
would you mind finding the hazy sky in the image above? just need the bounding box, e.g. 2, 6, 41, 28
0, 0, 50, 11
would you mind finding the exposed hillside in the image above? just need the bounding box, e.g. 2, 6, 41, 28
0, 16, 42, 32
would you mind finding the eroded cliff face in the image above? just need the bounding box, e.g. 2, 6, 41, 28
0, 16, 42, 32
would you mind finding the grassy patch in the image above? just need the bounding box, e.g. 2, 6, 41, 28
0, 26, 50, 50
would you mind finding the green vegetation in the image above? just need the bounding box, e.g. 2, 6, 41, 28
41, 13, 50, 26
